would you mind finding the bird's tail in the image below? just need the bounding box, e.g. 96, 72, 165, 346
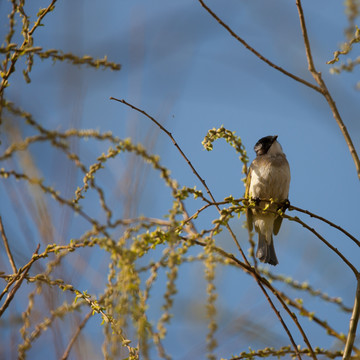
256, 233, 278, 266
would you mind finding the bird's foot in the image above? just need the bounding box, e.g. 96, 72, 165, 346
277, 198, 290, 212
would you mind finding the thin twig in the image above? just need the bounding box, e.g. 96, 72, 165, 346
61, 309, 92, 360
195, 238, 353, 349
295, 0, 360, 180
343, 279, 360, 359
191, 238, 317, 358
185, 197, 359, 279
284, 214, 358, 278
197, 0, 323, 94
198, 0, 360, 180
0, 244, 40, 317
288, 205, 360, 248
109, 98, 247, 257
0, 216, 17, 273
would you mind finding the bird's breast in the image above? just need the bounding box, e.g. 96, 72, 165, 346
249, 155, 290, 200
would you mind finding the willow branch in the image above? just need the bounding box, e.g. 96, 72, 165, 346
0, 0, 58, 96
110, 98, 247, 257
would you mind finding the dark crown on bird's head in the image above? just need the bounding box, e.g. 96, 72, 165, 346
254, 135, 278, 156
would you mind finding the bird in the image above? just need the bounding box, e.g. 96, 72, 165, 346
245, 135, 290, 265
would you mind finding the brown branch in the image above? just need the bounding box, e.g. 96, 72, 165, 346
295, 0, 360, 180
289, 205, 360, 248
109, 98, 247, 256
197, 0, 360, 180
61, 310, 92, 360
197, 0, 323, 94
192, 238, 317, 359
0, 244, 40, 317
185, 197, 360, 270
343, 279, 360, 359
275, 211, 355, 276
196, 238, 353, 350
249, 204, 358, 277
0, 216, 17, 273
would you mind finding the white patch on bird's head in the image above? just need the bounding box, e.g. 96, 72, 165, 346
267, 140, 284, 155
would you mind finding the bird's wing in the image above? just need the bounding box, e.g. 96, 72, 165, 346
273, 216, 283, 235
273, 192, 289, 235
245, 165, 253, 231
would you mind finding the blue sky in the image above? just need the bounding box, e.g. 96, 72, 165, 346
1, 0, 360, 359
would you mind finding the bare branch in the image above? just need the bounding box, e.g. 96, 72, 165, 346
192, 238, 317, 360
0, 216, 17, 273
197, 0, 323, 94
0, 244, 40, 317
295, 0, 360, 180
289, 205, 360, 248
342, 279, 360, 360
61, 310, 92, 360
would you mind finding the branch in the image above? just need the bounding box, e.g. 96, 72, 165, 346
109, 98, 247, 256
0, 0, 58, 96
192, 238, 317, 360
0, 46, 121, 71
197, 0, 323, 94
342, 279, 360, 360
295, 0, 360, 180
196, 238, 352, 349
0, 244, 40, 317
0, 216, 17, 273
197, 0, 360, 180
61, 310, 92, 360
289, 205, 360, 248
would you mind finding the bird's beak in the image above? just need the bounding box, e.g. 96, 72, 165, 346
273, 135, 278, 142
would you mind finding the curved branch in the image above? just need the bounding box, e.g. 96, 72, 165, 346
289, 205, 360, 248
295, 0, 360, 180
343, 279, 360, 359
61, 310, 92, 360
197, 0, 323, 94
0, 216, 17, 273
192, 238, 317, 360
0, 244, 40, 317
